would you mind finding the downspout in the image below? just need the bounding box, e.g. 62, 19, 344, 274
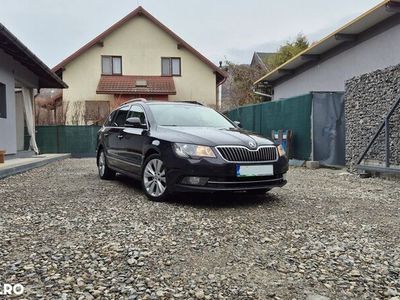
217, 85, 222, 110
216, 66, 227, 111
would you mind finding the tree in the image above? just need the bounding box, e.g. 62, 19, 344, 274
221, 34, 310, 111
221, 61, 265, 110
266, 33, 309, 71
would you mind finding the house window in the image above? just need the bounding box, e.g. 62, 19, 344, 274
102, 56, 122, 75
161, 57, 181, 76
0, 82, 6, 119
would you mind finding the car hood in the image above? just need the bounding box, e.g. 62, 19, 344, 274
156, 126, 274, 147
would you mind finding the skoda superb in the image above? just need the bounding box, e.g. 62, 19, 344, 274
97, 99, 288, 201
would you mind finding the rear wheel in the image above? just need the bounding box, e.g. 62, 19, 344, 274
142, 154, 169, 201
98, 149, 115, 180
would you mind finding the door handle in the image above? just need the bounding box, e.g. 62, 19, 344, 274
117, 134, 124, 139
104, 133, 109, 137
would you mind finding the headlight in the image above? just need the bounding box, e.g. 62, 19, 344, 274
277, 145, 286, 157
173, 143, 216, 158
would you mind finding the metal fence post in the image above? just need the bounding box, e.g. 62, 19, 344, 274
385, 117, 390, 167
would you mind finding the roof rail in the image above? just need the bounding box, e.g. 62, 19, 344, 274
119, 99, 203, 107
120, 98, 147, 106
175, 101, 203, 106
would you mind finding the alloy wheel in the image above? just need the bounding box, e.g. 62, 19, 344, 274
143, 158, 166, 197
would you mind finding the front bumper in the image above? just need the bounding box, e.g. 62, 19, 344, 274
164, 152, 289, 193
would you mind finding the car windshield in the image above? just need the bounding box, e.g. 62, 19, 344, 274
148, 104, 235, 128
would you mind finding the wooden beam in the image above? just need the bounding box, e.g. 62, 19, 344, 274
177, 43, 185, 49
300, 54, 320, 61
334, 34, 357, 42
96, 40, 104, 47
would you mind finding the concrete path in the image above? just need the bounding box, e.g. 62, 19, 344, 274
0, 153, 70, 179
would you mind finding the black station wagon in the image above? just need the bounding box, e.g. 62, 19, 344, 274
97, 99, 288, 201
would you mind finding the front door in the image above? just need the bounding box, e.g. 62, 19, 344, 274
106, 105, 130, 170
120, 104, 148, 175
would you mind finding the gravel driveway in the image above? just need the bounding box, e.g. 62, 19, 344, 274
0, 158, 399, 300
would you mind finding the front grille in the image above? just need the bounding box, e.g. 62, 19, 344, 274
216, 146, 278, 162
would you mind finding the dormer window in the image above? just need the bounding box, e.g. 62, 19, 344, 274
161, 57, 181, 76
135, 80, 147, 87
102, 56, 122, 75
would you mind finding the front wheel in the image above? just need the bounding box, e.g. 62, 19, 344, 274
141, 154, 169, 201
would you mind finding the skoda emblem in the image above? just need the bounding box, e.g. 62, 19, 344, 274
248, 141, 257, 149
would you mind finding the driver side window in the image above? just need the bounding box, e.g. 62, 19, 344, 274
127, 105, 147, 125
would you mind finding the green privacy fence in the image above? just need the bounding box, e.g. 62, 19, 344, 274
225, 94, 313, 160
36, 125, 101, 157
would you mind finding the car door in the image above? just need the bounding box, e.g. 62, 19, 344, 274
120, 104, 148, 175
106, 105, 130, 170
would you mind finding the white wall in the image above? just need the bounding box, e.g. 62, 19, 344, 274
273, 21, 400, 100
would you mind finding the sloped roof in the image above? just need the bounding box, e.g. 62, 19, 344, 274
251, 52, 276, 69
254, 0, 400, 85
52, 6, 227, 85
256, 52, 275, 62
0, 23, 67, 88
97, 75, 176, 95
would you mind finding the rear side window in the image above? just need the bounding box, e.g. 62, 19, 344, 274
113, 105, 130, 127
104, 110, 116, 127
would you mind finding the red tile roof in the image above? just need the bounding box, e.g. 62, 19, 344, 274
52, 6, 227, 86
96, 75, 176, 95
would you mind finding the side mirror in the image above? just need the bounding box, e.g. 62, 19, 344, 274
233, 121, 242, 128
125, 117, 146, 128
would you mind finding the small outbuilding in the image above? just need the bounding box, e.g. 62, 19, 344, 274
0, 23, 67, 157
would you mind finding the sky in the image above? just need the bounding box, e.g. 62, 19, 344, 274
0, 0, 382, 68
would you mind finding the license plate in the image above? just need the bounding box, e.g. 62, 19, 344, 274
236, 164, 274, 177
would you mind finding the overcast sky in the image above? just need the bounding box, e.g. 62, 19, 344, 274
0, 0, 381, 68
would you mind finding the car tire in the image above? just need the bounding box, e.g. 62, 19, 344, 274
141, 154, 169, 202
98, 149, 115, 180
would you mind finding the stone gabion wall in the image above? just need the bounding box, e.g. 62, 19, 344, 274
345, 64, 400, 168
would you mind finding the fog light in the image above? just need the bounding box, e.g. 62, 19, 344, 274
181, 176, 208, 186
